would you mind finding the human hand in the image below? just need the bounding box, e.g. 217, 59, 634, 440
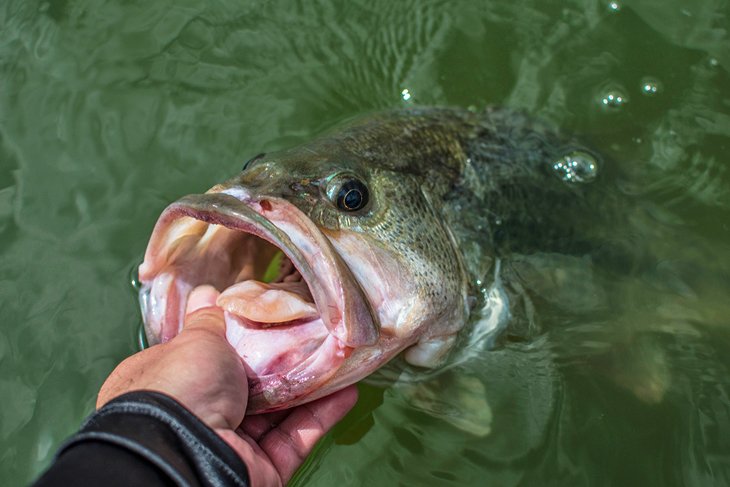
98, 286, 358, 486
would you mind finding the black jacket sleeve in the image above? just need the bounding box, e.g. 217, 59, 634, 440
32, 391, 250, 487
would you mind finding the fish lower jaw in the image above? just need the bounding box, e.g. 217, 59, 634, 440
225, 312, 350, 412
139, 268, 351, 412
244, 334, 351, 413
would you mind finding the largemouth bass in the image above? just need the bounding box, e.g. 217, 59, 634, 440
138, 107, 600, 413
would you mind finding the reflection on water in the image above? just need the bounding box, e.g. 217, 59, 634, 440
1, 0, 729, 485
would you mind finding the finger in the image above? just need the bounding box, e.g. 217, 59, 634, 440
217, 430, 283, 487
183, 305, 226, 336
185, 285, 221, 315
184, 285, 224, 334
260, 386, 358, 483
240, 410, 291, 441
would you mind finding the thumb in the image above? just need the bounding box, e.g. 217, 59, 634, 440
184, 285, 225, 336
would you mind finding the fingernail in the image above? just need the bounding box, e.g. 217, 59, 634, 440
186, 285, 221, 315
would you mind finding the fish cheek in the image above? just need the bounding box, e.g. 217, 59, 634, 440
333, 182, 467, 344
381, 186, 470, 363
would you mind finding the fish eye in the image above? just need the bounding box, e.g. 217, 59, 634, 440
334, 179, 369, 212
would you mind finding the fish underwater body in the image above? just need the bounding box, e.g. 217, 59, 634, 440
138, 106, 645, 417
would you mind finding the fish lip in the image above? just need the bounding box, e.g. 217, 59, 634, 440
138, 190, 379, 411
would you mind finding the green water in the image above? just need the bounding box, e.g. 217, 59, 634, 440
1, 0, 729, 485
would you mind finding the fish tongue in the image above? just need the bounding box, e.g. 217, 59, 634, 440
216, 279, 318, 324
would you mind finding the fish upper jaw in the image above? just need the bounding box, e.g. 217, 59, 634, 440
137, 187, 379, 412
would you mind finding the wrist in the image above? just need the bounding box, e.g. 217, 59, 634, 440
68, 391, 251, 486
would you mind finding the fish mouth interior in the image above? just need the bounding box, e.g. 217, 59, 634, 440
139, 208, 347, 409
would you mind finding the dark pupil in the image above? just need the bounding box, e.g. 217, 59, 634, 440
337, 180, 368, 211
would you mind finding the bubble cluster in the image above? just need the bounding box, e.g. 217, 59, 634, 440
552, 150, 599, 183
600, 89, 628, 109
640, 77, 662, 96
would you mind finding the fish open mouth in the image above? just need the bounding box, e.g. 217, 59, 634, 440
137, 190, 378, 412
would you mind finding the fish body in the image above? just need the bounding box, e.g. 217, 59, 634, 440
139, 107, 598, 412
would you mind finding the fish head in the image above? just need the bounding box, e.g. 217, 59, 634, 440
138, 113, 471, 412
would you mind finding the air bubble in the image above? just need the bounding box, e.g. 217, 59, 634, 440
599, 88, 628, 109
401, 88, 412, 101
608, 1, 621, 11
640, 77, 662, 96
552, 150, 599, 183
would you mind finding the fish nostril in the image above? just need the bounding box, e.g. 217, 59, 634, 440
242, 152, 266, 171
238, 162, 270, 184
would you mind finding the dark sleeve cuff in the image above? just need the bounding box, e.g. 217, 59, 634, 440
36, 391, 250, 487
